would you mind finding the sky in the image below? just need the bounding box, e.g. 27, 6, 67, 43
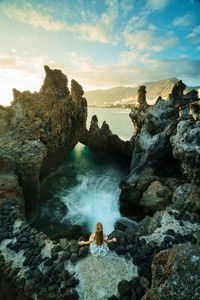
0, 0, 200, 105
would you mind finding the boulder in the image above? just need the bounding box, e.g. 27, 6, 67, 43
170, 120, 200, 183
142, 243, 200, 300
172, 183, 200, 214
136, 211, 163, 236
140, 181, 172, 213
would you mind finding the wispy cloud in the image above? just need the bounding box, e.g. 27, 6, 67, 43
2, 2, 68, 31
187, 24, 200, 43
0, 49, 199, 106
147, 0, 170, 11
64, 50, 200, 90
124, 29, 178, 52
1, 0, 120, 44
173, 14, 196, 27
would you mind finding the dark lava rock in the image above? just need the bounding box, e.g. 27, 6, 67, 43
65, 249, 71, 260
165, 229, 175, 236
66, 276, 79, 288
164, 236, 174, 245
51, 245, 61, 254
63, 288, 79, 300
124, 228, 136, 244
131, 277, 140, 289
139, 238, 146, 247
70, 252, 78, 263
143, 242, 200, 300
108, 296, 118, 300
114, 221, 128, 232
168, 210, 173, 216
60, 270, 70, 281
78, 245, 89, 258
138, 264, 151, 281
174, 212, 182, 220
52, 253, 59, 260
44, 258, 53, 267
174, 233, 183, 244
184, 234, 197, 244
33, 269, 43, 283
118, 280, 132, 297
135, 286, 144, 299
140, 276, 150, 290
115, 245, 126, 255
60, 280, 67, 292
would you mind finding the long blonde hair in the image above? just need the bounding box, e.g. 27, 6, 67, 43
94, 222, 104, 246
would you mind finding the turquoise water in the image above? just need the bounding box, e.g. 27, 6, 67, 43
33, 108, 133, 236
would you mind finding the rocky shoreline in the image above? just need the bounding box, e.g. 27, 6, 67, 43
0, 66, 200, 299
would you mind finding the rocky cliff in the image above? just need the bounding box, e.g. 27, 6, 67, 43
0, 66, 87, 214
120, 80, 199, 218
0, 71, 200, 300
116, 80, 200, 299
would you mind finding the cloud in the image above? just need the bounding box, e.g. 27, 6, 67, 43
187, 24, 200, 43
1, 0, 120, 44
124, 29, 178, 52
2, 2, 68, 31
63, 50, 200, 91
0, 49, 199, 106
147, 0, 170, 11
173, 14, 196, 27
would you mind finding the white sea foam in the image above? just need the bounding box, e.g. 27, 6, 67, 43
60, 170, 122, 234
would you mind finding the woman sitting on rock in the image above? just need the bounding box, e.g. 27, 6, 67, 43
79, 222, 117, 257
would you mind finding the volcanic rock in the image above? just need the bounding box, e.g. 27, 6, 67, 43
0, 66, 87, 214
142, 243, 200, 300
140, 181, 172, 213
80, 115, 134, 160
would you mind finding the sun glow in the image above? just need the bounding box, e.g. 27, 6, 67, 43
0, 70, 42, 106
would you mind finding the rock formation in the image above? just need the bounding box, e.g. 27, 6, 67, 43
120, 80, 200, 218
80, 115, 134, 160
143, 243, 200, 300
0, 70, 200, 300
0, 66, 87, 215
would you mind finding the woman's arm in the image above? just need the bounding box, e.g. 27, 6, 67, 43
79, 234, 94, 246
105, 237, 117, 244
79, 240, 91, 246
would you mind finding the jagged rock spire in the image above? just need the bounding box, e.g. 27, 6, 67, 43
40, 65, 70, 98
71, 79, 84, 101
137, 85, 147, 109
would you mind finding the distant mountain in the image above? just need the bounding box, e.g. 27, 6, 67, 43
84, 78, 199, 107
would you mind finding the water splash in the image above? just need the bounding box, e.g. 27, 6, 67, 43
60, 168, 122, 234
33, 143, 130, 236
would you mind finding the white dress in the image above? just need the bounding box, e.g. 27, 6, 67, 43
89, 235, 110, 257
